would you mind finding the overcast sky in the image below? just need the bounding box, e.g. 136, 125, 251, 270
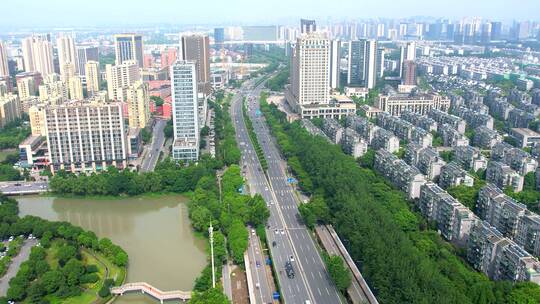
3, 0, 539, 28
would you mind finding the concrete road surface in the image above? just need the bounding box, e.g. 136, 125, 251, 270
140, 119, 167, 172
246, 227, 274, 303
231, 77, 342, 304
0, 239, 38, 296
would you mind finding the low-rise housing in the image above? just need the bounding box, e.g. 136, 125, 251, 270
375, 94, 450, 116
486, 161, 524, 192
429, 109, 466, 134
371, 128, 400, 153
321, 118, 344, 144
401, 110, 438, 132
439, 124, 470, 147
510, 128, 540, 148
492, 142, 538, 175
454, 145, 488, 171
473, 126, 503, 149
439, 162, 475, 189
374, 149, 427, 199
340, 128, 368, 158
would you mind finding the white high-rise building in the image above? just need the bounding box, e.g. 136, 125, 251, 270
44, 102, 127, 173
0, 41, 9, 77
348, 39, 378, 89
21, 36, 54, 77
399, 42, 416, 78
105, 60, 141, 101
329, 40, 341, 89
290, 32, 330, 106
170, 60, 199, 162
85, 61, 100, 96
57, 34, 77, 79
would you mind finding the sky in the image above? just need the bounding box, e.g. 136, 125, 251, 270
2, 0, 540, 28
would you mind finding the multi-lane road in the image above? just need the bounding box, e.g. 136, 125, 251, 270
232, 78, 342, 304
140, 119, 167, 172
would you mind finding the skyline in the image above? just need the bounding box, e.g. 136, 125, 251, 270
2, 0, 540, 29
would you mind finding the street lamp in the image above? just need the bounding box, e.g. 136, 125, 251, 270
208, 222, 216, 288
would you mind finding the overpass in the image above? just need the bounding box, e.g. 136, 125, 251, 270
111, 282, 191, 303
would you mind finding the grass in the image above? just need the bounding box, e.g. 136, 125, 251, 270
0, 149, 16, 162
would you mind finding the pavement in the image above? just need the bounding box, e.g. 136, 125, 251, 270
140, 119, 167, 172
246, 227, 274, 304
0, 239, 38, 296
231, 77, 343, 304
222, 261, 233, 301
0, 181, 49, 195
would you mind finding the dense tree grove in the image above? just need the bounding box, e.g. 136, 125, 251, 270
324, 254, 352, 292
265, 68, 289, 92
0, 118, 31, 149
212, 93, 241, 166
0, 194, 127, 303
260, 98, 540, 304
49, 156, 222, 196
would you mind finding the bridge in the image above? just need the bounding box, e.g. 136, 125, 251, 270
0, 181, 48, 195
111, 282, 191, 303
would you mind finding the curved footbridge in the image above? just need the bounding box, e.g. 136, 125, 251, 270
111, 282, 191, 303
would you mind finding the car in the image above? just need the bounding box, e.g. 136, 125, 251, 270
251, 229, 256, 235
274, 229, 279, 234
289, 255, 294, 262
280, 230, 285, 235
272, 241, 277, 247
256, 261, 261, 267
256, 282, 260, 289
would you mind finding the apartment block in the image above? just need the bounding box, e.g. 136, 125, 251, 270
477, 184, 527, 238
486, 161, 524, 192
39, 74, 68, 103
510, 128, 540, 148
491, 142, 538, 175
439, 124, 470, 147
419, 183, 477, 245
105, 60, 141, 101
0, 93, 22, 127
321, 118, 344, 144
455, 106, 494, 130
44, 102, 127, 173
126, 81, 150, 129
401, 110, 438, 132
515, 213, 540, 257
508, 109, 535, 128
345, 115, 379, 145
375, 112, 414, 141
473, 126, 503, 149
375, 94, 450, 116
439, 162, 474, 189
301, 119, 330, 142
371, 128, 400, 153
340, 128, 368, 158
428, 109, 466, 134
374, 149, 426, 199
453, 145, 488, 172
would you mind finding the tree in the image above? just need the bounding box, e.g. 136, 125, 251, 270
227, 219, 248, 264
247, 194, 270, 226
41, 270, 65, 294
56, 245, 78, 266
150, 96, 165, 107
190, 288, 230, 304
324, 255, 351, 292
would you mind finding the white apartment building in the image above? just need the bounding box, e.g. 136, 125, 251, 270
105, 60, 141, 101
0, 93, 21, 127
170, 60, 199, 162
126, 81, 150, 129
57, 34, 77, 79
0, 41, 8, 77
44, 102, 127, 173
85, 61, 100, 96
21, 35, 55, 76
375, 94, 451, 116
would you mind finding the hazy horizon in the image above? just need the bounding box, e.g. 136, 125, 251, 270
2, 0, 539, 29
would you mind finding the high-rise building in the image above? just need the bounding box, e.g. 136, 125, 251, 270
126, 80, 150, 129
0, 93, 21, 127
68, 76, 84, 100
170, 60, 199, 162
44, 102, 127, 173
0, 41, 9, 77
301, 19, 317, 34
114, 34, 143, 68
348, 39, 378, 89
17, 76, 37, 99
402, 60, 417, 86
39, 74, 68, 102
399, 42, 416, 78
214, 28, 225, 46
76, 46, 99, 76
105, 60, 141, 101
57, 34, 77, 79
180, 34, 211, 95
28, 105, 46, 136
60, 62, 76, 83
85, 61, 100, 96
291, 32, 330, 106
21, 35, 55, 76
329, 40, 341, 89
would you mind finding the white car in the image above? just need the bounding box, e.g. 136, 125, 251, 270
280, 230, 285, 235
289, 255, 295, 262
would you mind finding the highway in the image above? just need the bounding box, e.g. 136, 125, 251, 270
246, 227, 274, 303
140, 119, 167, 172
232, 78, 342, 304
0, 181, 48, 195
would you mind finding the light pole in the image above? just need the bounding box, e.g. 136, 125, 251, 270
209, 222, 216, 288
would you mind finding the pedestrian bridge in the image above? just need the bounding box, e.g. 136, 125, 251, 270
111, 282, 191, 302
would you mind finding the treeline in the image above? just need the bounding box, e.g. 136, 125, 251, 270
0, 195, 127, 303
212, 92, 241, 166
0, 118, 31, 149
266, 68, 289, 92
189, 164, 268, 302
259, 100, 540, 303
49, 156, 222, 196
242, 100, 268, 170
